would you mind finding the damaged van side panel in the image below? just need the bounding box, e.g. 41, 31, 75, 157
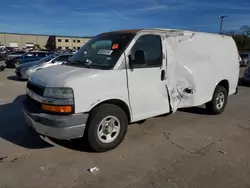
165, 32, 239, 112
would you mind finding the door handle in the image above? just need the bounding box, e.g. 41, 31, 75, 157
161, 70, 166, 81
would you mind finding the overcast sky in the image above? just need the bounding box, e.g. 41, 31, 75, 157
1, 0, 250, 36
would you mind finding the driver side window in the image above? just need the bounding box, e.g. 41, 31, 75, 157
129, 34, 162, 68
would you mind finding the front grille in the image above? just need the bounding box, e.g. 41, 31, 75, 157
27, 95, 42, 112
27, 81, 45, 96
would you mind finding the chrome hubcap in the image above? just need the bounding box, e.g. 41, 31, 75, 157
97, 116, 121, 144
216, 92, 225, 109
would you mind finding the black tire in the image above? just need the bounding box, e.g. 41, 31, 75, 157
87, 103, 128, 152
0, 65, 5, 71
206, 85, 228, 115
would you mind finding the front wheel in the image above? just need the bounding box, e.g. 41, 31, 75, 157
206, 85, 228, 115
13, 61, 20, 68
87, 104, 128, 152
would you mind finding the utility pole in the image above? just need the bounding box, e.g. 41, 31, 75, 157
217, 15, 228, 34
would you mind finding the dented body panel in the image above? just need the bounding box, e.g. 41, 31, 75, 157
165, 31, 239, 112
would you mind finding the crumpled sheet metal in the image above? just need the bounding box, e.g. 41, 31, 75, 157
165, 34, 197, 112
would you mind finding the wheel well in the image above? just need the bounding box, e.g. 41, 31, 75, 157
93, 99, 131, 123
217, 80, 229, 93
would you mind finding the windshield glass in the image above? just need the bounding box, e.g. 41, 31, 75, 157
39, 54, 57, 63
68, 32, 135, 69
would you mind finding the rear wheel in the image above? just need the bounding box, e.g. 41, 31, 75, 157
206, 85, 228, 115
87, 104, 128, 152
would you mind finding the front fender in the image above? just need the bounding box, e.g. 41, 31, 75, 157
68, 69, 130, 115
88, 97, 131, 111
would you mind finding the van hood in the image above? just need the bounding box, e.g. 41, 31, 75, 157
29, 64, 104, 87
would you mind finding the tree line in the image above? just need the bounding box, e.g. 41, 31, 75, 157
226, 25, 250, 52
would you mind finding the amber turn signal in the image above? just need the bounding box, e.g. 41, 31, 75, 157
41, 104, 72, 113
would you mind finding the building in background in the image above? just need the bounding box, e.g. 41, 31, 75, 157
0, 32, 91, 50
56, 36, 90, 50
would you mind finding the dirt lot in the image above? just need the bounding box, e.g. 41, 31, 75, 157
0, 64, 250, 188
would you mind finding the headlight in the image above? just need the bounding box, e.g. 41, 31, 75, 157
43, 87, 74, 99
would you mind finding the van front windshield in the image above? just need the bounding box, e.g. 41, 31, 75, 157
68, 32, 135, 70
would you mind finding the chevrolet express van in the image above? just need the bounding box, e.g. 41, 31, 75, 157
23, 29, 239, 152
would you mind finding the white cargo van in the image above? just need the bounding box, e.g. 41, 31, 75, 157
23, 29, 239, 152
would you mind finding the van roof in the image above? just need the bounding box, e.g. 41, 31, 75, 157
103, 28, 181, 34
100, 28, 229, 38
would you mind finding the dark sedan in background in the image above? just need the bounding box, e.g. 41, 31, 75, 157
5, 51, 50, 68
1, 50, 26, 61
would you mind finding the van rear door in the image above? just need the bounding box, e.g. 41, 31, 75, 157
126, 34, 170, 121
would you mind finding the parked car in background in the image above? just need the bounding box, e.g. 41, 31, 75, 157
242, 66, 250, 85
0, 44, 5, 49
0, 47, 19, 60
5, 51, 27, 64
0, 50, 7, 61
5, 51, 50, 68
5, 50, 26, 65
239, 52, 250, 67
15, 53, 73, 79
6, 47, 17, 52
23, 47, 34, 52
